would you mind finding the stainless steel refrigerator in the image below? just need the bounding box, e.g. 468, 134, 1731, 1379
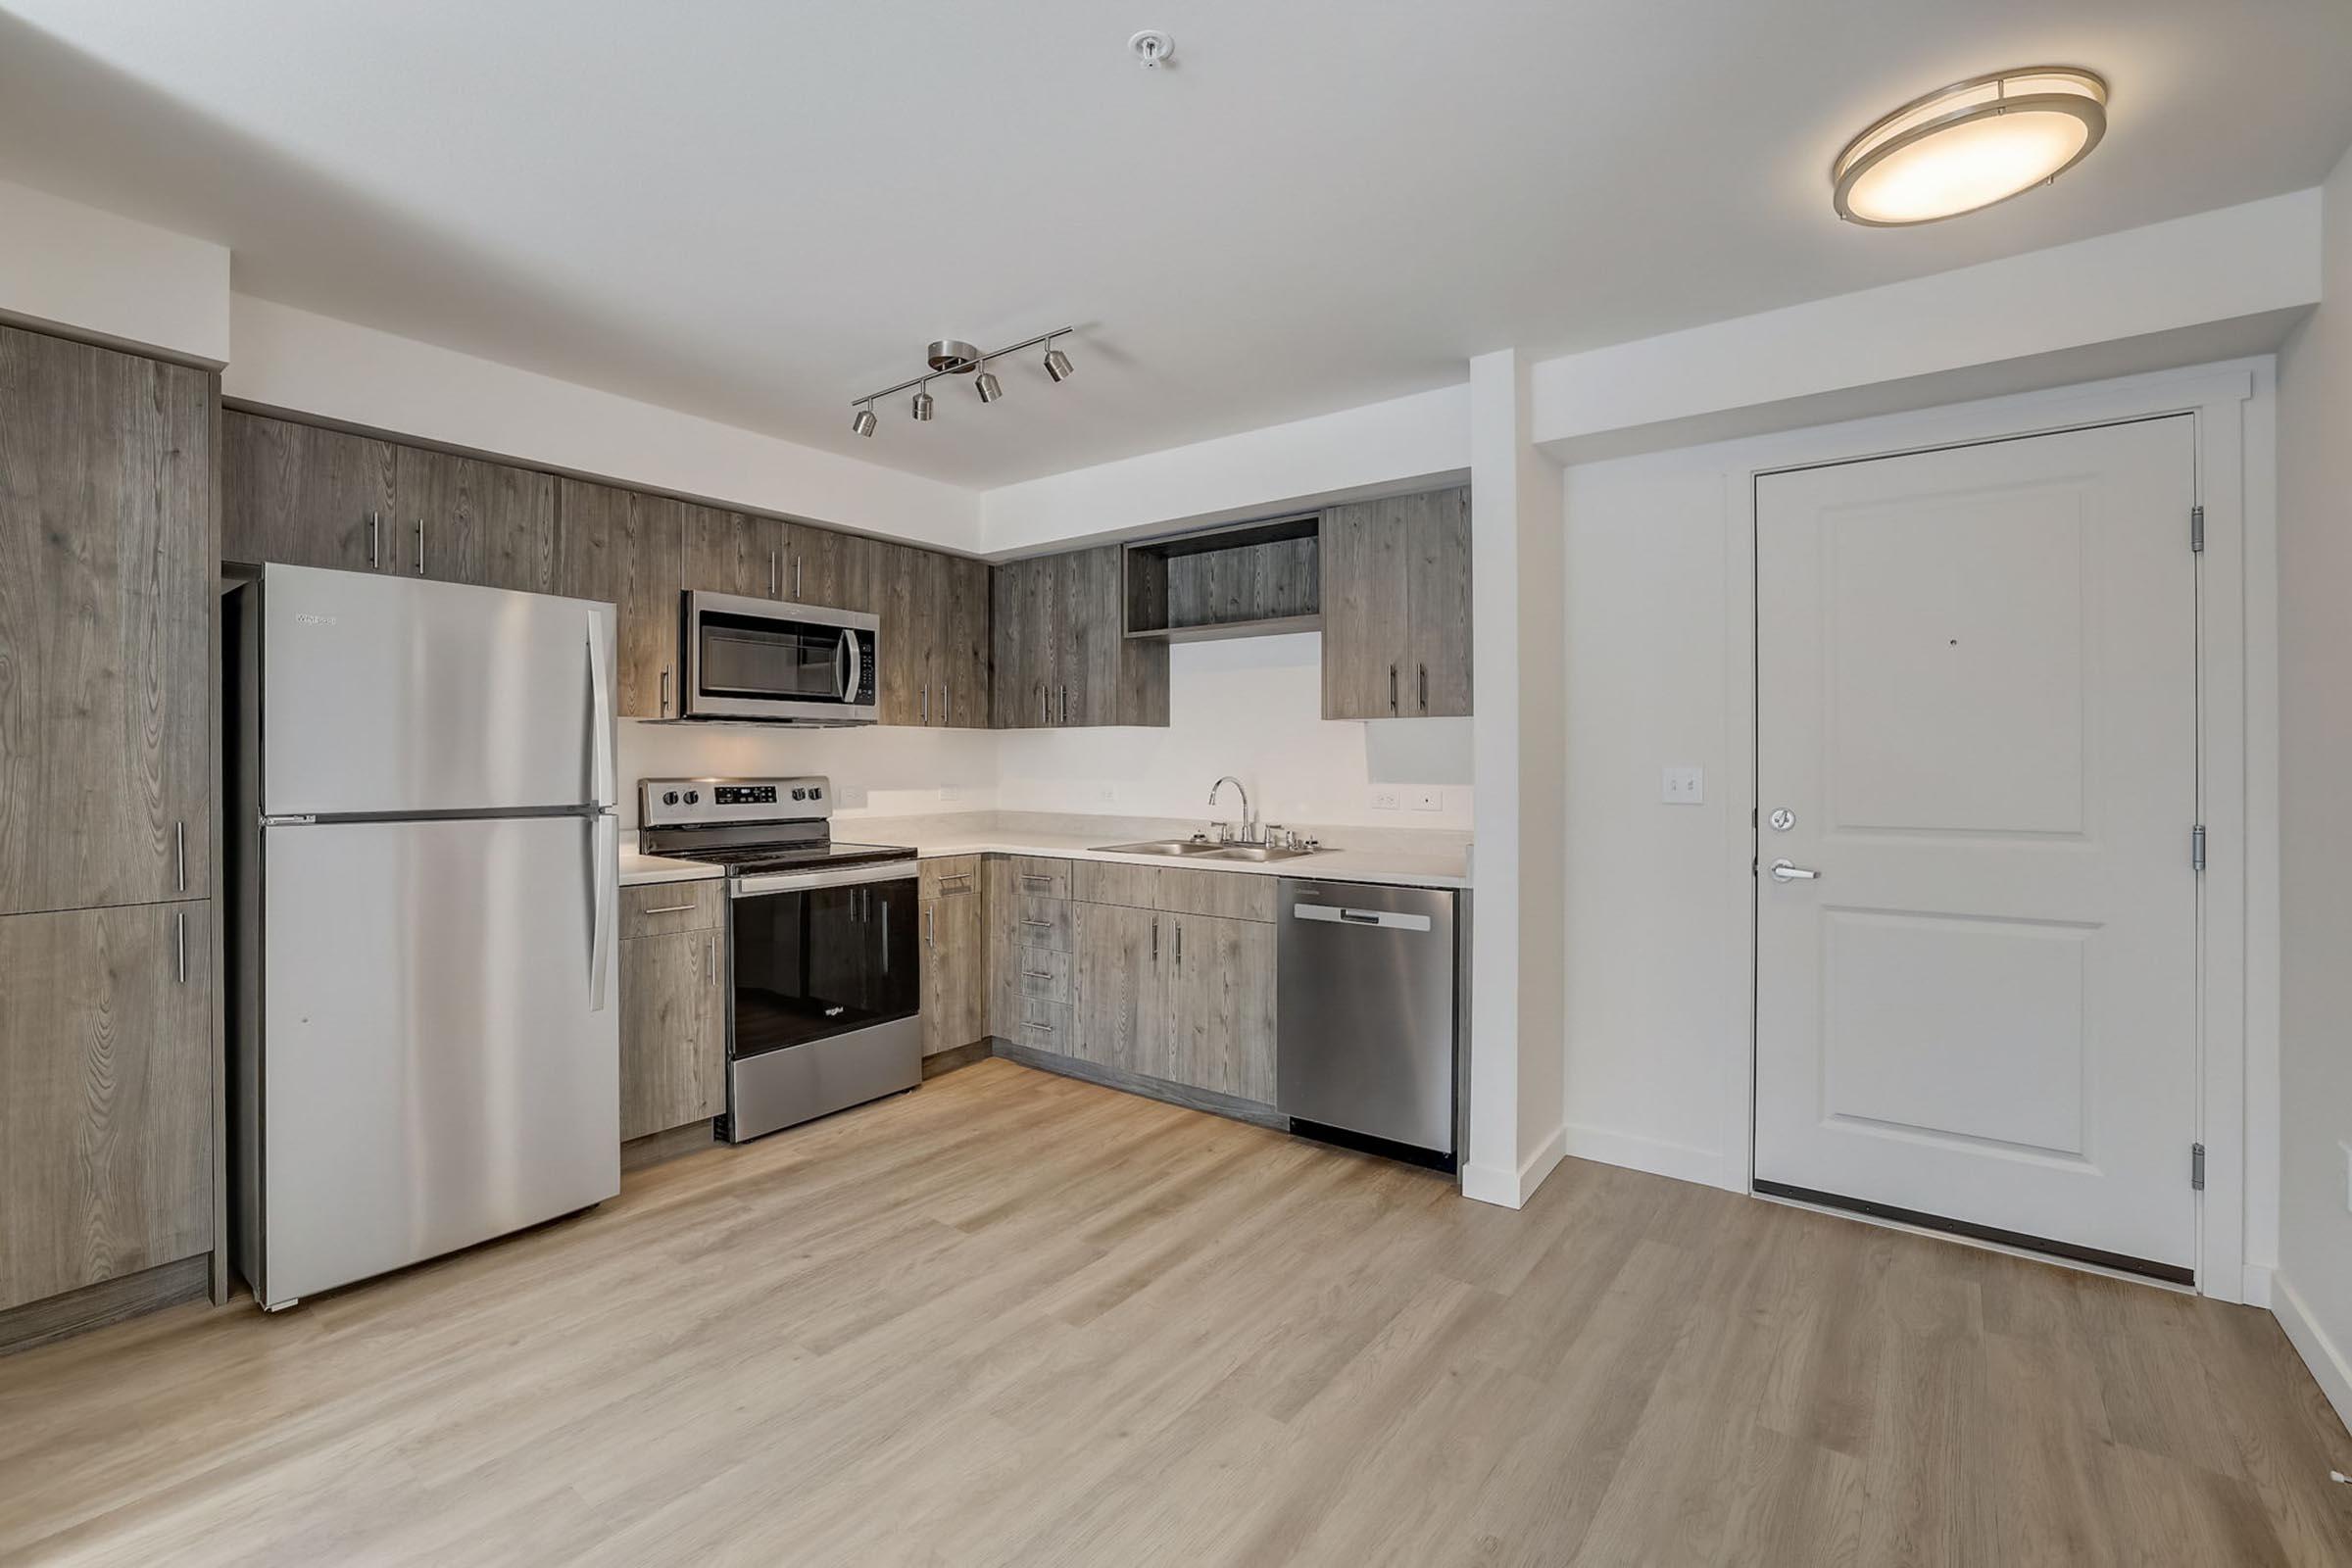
229, 564, 620, 1310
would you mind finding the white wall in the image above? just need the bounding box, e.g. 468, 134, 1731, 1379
615, 721, 996, 829
995, 634, 1471, 828
0, 174, 228, 363
1532, 191, 2322, 462
1556, 362, 2279, 1277
981, 384, 1469, 556
2275, 143, 2352, 1428
227, 295, 982, 551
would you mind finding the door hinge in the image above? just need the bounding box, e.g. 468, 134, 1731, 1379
2189, 505, 2205, 554
2191, 823, 2207, 872
2190, 1142, 2206, 1191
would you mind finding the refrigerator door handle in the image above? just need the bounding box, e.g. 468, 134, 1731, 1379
589, 812, 615, 1012
586, 611, 615, 807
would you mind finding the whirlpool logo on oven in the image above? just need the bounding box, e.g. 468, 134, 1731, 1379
294, 612, 338, 626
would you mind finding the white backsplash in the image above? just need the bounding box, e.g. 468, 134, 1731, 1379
616, 631, 1472, 832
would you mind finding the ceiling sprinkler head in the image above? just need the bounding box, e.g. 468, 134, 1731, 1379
1129, 29, 1173, 70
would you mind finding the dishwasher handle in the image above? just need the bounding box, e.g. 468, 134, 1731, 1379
1292, 903, 1434, 933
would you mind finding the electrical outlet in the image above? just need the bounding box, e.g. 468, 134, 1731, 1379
1661, 765, 1704, 805
1097, 783, 1119, 804
1408, 787, 1443, 812
938, 785, 965, 806
1370, 788, 1401, 811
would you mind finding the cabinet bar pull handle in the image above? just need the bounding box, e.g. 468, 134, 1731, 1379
175, 821, 186, 893
370, 511, 380, 568
416, 517, 425, 575
1020, 917, 1052, 928
1175, 922, 1183, 964
706, 935, 713, 980
638, 901, 697, 916
1152, 917, 1158, 962
1022, 968, 1052, 979
796, 557, 804, 598
1031, 1021, 1056, 1034
770, 549, 779, 598
921, 685, 928, 724
1020, 873, 1052, 886
927, 907, 936, 947
661, 669, 671, 717
174, 909, 186, 985
1390, 662, 1398, 713
1041, 686, 1049, 725
1420, 663, 1428, 711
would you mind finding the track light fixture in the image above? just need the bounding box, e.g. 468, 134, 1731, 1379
851, 325, 1079, 438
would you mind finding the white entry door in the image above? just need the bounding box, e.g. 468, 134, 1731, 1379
1753, 416, 2199, 1279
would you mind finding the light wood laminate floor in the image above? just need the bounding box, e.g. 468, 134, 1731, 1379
3, 1057, 2347, 1566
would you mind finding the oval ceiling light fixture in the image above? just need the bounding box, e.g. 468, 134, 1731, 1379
1833, 67, 2107, 226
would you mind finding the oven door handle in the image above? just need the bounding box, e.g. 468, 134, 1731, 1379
732, 862, 916, 898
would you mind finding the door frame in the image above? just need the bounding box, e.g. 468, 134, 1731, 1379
1718, 363, 2270, 1301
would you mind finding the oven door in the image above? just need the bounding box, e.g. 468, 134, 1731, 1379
727, 863, 918, 1058
682, 590, 878, 723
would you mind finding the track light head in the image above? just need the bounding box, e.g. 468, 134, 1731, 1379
1044, 342, 1074, 383
910, 384, 934, 421
974, 367, 1003, 404
852, 404, 877, 438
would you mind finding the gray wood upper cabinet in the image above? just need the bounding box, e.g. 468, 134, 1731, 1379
992, 545, 1166, 729
1320, 486, 1472, 719
0, 903, 212, 1311
391, 444, 555, 592
0, 325, 212, 915
784, 522, 859, 611
944, 556, 993, 728
618, 925, 723, 1141
222, 412, 397, 572
558, 478, 682, 720
683, 505, 787, 601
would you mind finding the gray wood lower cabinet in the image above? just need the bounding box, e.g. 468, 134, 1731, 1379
1164, 912, 1277, 1104
920, 857, 987, 1056
0, 903, 212, 1313
1073, 901, 1166, 1078
616, 882, 725, 1141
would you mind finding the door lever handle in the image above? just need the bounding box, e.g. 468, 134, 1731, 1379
1768, 859, 1822, 883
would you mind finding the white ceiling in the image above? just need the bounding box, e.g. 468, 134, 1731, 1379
1, 2, 2347, 488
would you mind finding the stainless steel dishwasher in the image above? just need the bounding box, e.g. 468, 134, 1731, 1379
1276, 879, 1459, 1170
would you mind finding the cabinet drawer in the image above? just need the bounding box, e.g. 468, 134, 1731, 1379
1007, 895, 1072, 954
1010, 945, 1072, 1002
1008, 998, 1074, 1054
1154, 867, 1278, 923
622, 879, 725, 935
1004, 857, 1072, 900
920, 856, 981, 899
1071, 859, 1160, 909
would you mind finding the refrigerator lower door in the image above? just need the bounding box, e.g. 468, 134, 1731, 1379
258, 813, 619, 1306
261, 564, 617, 817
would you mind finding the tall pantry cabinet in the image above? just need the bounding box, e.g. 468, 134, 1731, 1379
0, 322, 218, 1345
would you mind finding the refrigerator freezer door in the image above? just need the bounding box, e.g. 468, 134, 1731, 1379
262, 564, 617, 816
258, 813, 619, 1305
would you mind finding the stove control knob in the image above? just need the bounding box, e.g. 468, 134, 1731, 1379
682, 790, 700, 806
662, 790, 680, 807
792, 787, 807, 801
808, 786, 823, 800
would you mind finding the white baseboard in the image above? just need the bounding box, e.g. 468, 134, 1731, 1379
1560, 1121, 1730, 1191
1461, 1125, 1568, 1210
2273, 1273, 2352, 1436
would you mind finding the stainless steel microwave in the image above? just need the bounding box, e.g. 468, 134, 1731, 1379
680, 590, 879, 724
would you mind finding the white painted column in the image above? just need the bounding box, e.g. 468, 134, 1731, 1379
1463, 349, 1568, 1206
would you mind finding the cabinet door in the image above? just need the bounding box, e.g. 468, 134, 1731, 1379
221, 412, 397, 571
782, 522, 849, 610
903, 548, 950, 726
921, 891, 987, 1054
991, 559, 1036, 728
1164, 914, 1277, 1103
0, 904, 211, 1310
550, 474, 614, 605
872, 541, 924, 725
618, 927, 724, 1141
0, 327, 212, 914
1072, 902, 1164, 1077
683, 505, 786, 600
1404, 485, 1474, 717
946, 555, 993, 728
612, 489, 685, 718
1319, 499, 1410, 719
392, 446, 555, 591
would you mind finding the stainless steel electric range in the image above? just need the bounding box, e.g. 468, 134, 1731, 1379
638, 776, 919, 1142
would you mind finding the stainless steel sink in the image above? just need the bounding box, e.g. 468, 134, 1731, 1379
1092, 839, 1224, 857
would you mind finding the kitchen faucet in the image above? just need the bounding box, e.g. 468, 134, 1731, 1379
1208, 775, 1258, 845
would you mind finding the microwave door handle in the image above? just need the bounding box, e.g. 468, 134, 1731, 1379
839, 626, 861, 704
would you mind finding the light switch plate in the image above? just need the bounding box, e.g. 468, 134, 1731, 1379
1370, 788, 1401, 811
1662, 766, 1704, 805
1408, 787, 1443, 812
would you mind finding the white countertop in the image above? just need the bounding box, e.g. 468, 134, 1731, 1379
619, 849, 724, 887
621, 813, 1470, 890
